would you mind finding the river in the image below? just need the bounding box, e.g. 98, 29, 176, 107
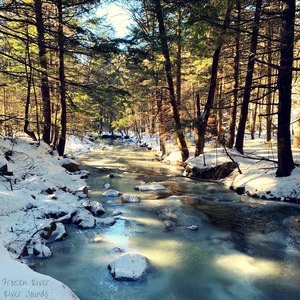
34, 142, 300, 300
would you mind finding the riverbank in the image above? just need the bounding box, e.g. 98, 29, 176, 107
138, 134, 300, 203
0, 136, 96, 300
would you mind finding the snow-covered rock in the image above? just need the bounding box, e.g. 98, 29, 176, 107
72, 210, 96, 228
82, 200, 105, 216
187, 225, 199, 231
134, 184, 166, 191
31, 242, 52, 258
97, 217, 116, 226
121, 194, 141, 203
46, 223, 68, 242
102, 189, 121, 197
108, 253, 149, 280
104, 183, 111, 189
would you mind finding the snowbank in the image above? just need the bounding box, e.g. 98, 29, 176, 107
137, 134, 300, 202
0, 243, 78, 300
65, 135, 97, 155
0, 136, 99, 300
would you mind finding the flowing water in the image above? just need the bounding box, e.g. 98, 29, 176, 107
34, 143, 300, 300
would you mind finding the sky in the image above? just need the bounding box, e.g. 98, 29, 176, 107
96, 3, 132, 38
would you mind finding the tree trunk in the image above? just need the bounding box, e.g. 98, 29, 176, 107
250, 88, 260, 140
195, 0, 233, 156
194, 92, 201, 156
176, 8, 182, 109
34, 0, 51, 145
217, 78, 224, 141
276, 0, 295, 177
153, 0, 189, 161
157, 89, 166, 156
56, 0, 67, 156
227, 0, 240, 148
235, 0, 262, 154
24, 21, 37, 141
266, 21, 273, 142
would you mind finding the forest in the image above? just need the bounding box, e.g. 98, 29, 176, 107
0, 0, 299, 176
0, 1, 300, 300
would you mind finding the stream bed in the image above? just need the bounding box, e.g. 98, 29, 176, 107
34, 143, 300, 300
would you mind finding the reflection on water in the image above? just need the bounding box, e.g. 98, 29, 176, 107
215, 254, 281, 277
34, 143, 300, 300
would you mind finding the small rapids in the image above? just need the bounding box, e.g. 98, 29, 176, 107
33, 143, 300, 300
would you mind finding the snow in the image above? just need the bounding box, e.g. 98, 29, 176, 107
0, 136, 97, 300
134, 183, 166, 191
0, 243, 79, 300
108, 253, 149, 280
72, 209, 96, 228
102, 189, 121, 197
121, 194, 141, 203
46, 223, 68, 242
82, 200, 105, 216
65, 135, 97, 155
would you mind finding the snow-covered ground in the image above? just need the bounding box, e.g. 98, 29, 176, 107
138, 134, 300, 202
0, 136, 96, 300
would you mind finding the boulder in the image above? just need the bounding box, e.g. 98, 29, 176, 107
46, 223, 68, 242
82, 200, 105, 216
37, 221, 67, 241
72, 210, 96, 229
134, 184, 166, 191
32, 242, 52, 258
102, 189, 121, 197
121, 194, 141, 203
164, 220, 175, 231
185, 161, 237, 180
108, 253, 149, 280
60, 158, 80, 172
40, 222, 56, 239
